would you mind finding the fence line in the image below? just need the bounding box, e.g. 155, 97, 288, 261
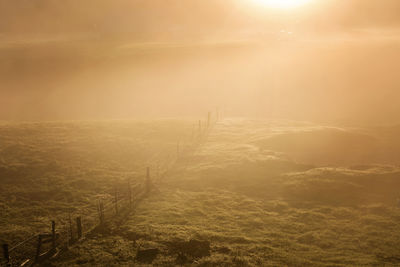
1, 112, 219, 267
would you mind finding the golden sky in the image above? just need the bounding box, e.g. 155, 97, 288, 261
1, 0, 400, 40
1, 0, 400, 123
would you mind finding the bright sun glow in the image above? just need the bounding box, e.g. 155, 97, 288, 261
253, 0, 311, 9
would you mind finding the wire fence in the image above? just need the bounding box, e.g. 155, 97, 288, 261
1, 113, 219, 267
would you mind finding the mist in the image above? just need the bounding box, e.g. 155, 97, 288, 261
1, 0, 400, 123
1, 1, 400, 266
1, 40, 400, 124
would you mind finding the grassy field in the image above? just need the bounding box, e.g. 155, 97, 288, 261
0, 120, 193, 250
2, 119, 400, 266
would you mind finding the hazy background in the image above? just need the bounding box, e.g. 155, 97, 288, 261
1, 0, 400, 124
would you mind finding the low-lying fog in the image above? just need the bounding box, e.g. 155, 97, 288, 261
1, 38, 400, 125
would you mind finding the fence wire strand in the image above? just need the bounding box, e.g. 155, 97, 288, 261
2, 117, 217, 267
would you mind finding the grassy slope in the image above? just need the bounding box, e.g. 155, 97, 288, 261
0, 120, 193, 246
2, 119, 400, 266
52, 119, 400, 266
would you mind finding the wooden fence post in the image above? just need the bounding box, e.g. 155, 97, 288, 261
51, 220, 56, 251
35, 235, 42, 263
198, 120, 202, 136
2, 244, 10, 265
128, 180, 132, 207
115, 187, 119, 215
101, 201, 105, 225
146, 167, 151, 194
68, 213, 73, 243
216, 108, 219, 122
76, 217, 82, 239
207, 112, 211, 128
97, 200, 100, 222
98, 200, 105, 225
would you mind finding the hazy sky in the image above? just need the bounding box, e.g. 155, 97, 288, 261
1, 0, 400, 123
1, 0, 400, 39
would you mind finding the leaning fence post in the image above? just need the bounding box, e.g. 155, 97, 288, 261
76, 217, 82, 239
51, 220, 56, 251
3, 244, 10, 265
35, 235, 42, 262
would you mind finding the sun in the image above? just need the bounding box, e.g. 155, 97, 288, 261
253, 0, 311, 9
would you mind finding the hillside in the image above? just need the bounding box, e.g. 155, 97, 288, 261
2, 119, 400, 266
54, 119, 400, 266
